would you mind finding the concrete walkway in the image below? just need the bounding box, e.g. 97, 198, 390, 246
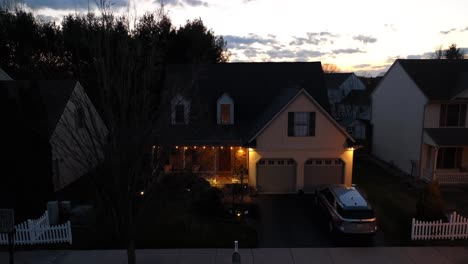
1, 247, 468, 264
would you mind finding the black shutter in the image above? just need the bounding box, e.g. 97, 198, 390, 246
440, 104, 447, 127
288, 112, 294, 136
308, 112, 316, 136
460, 104, 466, 127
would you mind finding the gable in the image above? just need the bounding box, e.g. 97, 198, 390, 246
255, 91, 350, 150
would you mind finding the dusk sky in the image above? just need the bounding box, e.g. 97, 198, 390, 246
24, 0, 468, 76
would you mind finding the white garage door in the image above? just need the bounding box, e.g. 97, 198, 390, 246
257, 159, 296, 193
303, 159, 344, 192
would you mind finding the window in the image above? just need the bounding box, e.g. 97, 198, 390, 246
437, 147, 463, 169
175, 104, 185, 124
440, 104, 467, 127
171, 95, 190, 125
217, 94, 234, 124
220, 104, 231, 124
75, 107, 85, 129
288, 112, 316, 137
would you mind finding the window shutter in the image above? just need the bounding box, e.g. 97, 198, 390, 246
460, 104, 467, 127
308, 112, 316, 136
439, 104, 447, 127
288, 112, 294, 136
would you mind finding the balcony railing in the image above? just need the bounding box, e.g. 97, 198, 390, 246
435, 170, 468, 185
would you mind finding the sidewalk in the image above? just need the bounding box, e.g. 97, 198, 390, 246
1, 247, 468, 264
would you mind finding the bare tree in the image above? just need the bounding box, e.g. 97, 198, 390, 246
322, 63, 340, 73
433, 45, 444, 59
444, 43, 465, 59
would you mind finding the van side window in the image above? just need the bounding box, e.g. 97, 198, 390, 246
321, 189, 335, 205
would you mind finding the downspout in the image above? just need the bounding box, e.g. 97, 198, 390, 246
417, 102, 428, 178
433, 147, 439, 182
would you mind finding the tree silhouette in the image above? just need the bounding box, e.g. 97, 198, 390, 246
444, 43, 465, 59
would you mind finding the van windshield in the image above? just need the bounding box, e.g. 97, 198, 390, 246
337, 205, 374, 219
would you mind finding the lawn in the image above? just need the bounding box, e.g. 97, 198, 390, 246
353, 157, 420, 245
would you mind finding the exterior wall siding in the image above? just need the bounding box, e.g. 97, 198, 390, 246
248, 92, 352, 191
371, 62, 427, 175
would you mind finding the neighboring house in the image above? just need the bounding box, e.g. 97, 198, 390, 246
325, 72, 366, 119
159, 63, 356, 194
340, 90, 371, 140
1, 80, 108, 192
0, 67, 12, 80
371, 59, 468, 184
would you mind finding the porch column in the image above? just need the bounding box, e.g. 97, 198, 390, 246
433, 147, 439, 181
183, 147, 186, 169
214, 147, 217, 174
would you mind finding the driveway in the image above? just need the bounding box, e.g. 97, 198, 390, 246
252, 194, 385, 247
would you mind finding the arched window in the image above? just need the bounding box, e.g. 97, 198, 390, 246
217, 93, 234, 124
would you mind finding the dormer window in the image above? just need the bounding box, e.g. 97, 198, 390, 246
171, 95, 190, 125
217, 93, 234, 125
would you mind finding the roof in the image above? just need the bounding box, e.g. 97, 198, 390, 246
161, 62, 333, 145
398, 59, 468, 100
341, 89, 370, 105
0, 68, 12, 80
331, 186, 369, 208
324, 73, 353, 90
424, 128, 468, 146
1, 80, 77, 137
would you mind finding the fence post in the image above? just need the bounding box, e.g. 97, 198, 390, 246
67, 221, 72, 245
27, 220, 35, 245
411, 218, 415, 240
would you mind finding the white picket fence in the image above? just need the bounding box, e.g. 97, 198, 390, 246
411, 211, 468, 240
0, 211, 72, 245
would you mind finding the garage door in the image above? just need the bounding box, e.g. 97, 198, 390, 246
303, 159, 344, 192
257, 159, 296, 193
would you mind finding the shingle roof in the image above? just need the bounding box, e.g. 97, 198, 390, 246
161, 62, 330, 145
324, 73, 353, 90
398, 59, 468, 100
341, 89, 370, 105
0, 68, 12, 80
1, 80, 77, 137
424, 128, 468, 146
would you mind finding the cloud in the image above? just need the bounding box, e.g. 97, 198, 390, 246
384, 24, 396, 32
289, 31, 339, 46
266, 49, 325, 60
36, 14, 56, 22
332, 48, 365, 54
440, 28, 457, 35
224, 33, 277, 49
352, 35, 377, 44
24, 0, 128, 10
353, 64, 372, 69
161, 0, 208, 7
461, 26, 468, 32
406, 52, 433, 59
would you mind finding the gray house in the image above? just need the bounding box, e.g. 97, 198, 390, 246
371, 59, 468, 184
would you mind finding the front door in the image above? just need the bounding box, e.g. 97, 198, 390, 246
218, 148, 231, 171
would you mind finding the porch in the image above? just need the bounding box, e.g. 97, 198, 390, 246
160, 145, 249, 187
421, 128, 468, 184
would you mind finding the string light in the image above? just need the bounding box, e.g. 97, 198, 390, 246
230, 146, 233, 150
176, 146, 179, 149
184, 147, 188, 150
194, 146, 197, 149
203, 146, 206, 149
220, 146, 224, 149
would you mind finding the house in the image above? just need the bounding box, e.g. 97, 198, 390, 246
158, 63, 356, 194
1, 80, 108, 195
339, 89, 371, 140
371, 59, 468, 184
325, 72, 366, 120
0, 67, 12, 80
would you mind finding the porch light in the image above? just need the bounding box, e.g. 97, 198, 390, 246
347, 147, 355, 151
140, 191, 145, 196
194, 146, 197, 149
230, 147, 233, 150
203, 146, 206, 149
248, 148, 253, 152
184, 147, 188, 150
238, 148, 244, 154
237, 212, 241, 217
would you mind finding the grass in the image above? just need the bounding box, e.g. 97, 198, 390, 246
353, 157, 419, 245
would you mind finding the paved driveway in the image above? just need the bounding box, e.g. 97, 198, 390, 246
252, 194, 385, 247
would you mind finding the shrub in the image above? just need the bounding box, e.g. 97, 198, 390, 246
416, 180, 447, 221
